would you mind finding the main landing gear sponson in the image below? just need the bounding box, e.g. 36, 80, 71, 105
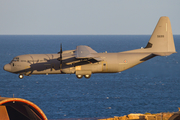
19, 74, 24, 79
76, 75, 91, 79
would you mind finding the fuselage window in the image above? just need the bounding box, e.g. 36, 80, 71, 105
29, 60, 34, 62
21, 60, 26, 62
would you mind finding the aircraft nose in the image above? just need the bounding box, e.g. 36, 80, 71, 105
3, 64, 11, 72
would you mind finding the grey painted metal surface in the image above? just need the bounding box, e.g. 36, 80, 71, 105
3, 16, 176, 79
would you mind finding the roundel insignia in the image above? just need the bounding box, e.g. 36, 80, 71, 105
124, 59, 128, 63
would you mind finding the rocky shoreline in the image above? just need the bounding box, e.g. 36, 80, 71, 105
99, 108, 180, 120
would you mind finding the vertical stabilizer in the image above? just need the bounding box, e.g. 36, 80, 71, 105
145, 16, 176, 56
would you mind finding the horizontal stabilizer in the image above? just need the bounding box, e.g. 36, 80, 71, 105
152, 52, 177, 56
140, 54, 156, 61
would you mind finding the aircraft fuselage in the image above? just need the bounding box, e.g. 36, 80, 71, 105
3, 17, 176, 79
4, 51, 151, 78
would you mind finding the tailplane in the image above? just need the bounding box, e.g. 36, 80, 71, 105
145, 16, 176, 56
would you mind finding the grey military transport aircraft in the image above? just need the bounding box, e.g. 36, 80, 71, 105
4, 16, 176, 79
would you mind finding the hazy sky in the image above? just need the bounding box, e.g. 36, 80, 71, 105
0, 0, 179, 35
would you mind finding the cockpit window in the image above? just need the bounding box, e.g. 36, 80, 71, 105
12, 57, 19, 62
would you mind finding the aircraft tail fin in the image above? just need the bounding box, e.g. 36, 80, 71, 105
145, 16, 176, 56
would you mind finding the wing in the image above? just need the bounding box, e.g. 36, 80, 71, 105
74, 45, 103, 61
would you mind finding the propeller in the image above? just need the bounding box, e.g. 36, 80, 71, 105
60, 43, 62, 72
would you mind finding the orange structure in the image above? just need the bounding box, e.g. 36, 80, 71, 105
0, 97, 47, 120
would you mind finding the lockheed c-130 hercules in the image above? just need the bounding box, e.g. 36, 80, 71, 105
4, 16, 176, 79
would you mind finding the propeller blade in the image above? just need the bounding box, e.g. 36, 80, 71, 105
60, 43, 62, 72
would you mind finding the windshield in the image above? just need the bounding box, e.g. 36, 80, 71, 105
12, 57, 19, 62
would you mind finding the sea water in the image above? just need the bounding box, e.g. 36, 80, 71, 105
0, 35, 180, 119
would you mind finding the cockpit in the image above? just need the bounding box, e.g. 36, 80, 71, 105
11, 57, 19, 63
